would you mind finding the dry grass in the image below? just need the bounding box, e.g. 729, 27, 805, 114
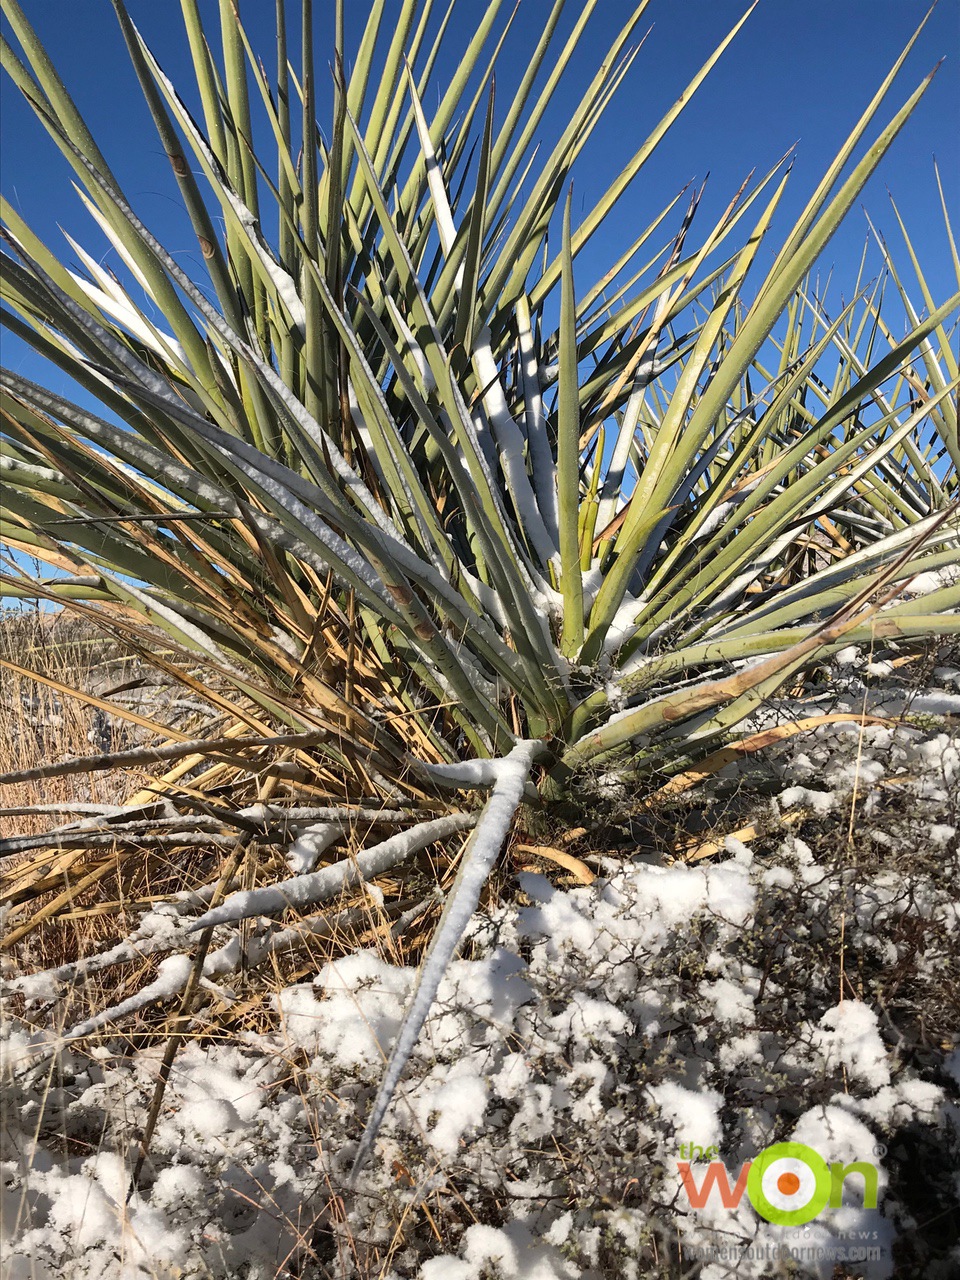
0, 609, 149, 973
0, 608, 138, 838
0, 606, 459, 1053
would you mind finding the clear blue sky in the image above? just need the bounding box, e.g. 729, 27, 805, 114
1, 0, 958, 375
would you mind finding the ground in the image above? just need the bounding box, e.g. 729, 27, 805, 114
1, 642, 959, 1279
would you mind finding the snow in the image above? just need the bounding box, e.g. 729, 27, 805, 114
700, 975, 755, 1025
910, 690, 960, 715
284, 820, 341, 873
600, 594, 646, 657
420, 1221, 579, 1280
779, 784, 837, 814
649, 1082, 724, 1152
169, 1042, 267, 1139
787, 1106, 895, 1278
277, 950, 409, 1069
810, 1002, 890, 1090
3, 696, 959, 1278
902, 564, 960, 596
24, 1160, 194, 1278
46, 1174, 116, 1251
408, 1066, 490, 1155
420, 757, 503, 787
835, 645, 862, 667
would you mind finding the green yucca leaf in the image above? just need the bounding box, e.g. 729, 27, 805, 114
558, 188, 584, 656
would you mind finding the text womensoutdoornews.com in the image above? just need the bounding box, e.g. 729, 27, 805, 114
683, 1240, 883, 1266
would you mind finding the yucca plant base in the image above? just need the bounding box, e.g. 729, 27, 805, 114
1, 0, 958, 1220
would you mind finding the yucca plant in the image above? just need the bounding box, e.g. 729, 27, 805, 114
1, 0, 957, 1175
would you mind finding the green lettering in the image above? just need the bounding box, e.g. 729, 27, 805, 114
829, 1161, 878, 1209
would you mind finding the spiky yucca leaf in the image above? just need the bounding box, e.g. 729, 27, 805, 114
1, 0, 957, 1170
